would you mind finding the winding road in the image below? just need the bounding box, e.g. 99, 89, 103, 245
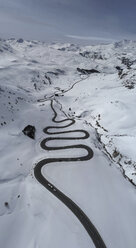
34, 100, 107, 248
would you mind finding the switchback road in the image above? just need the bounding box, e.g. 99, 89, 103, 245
34, 100, 106, 248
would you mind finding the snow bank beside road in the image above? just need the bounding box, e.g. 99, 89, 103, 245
58, 72, 136, 185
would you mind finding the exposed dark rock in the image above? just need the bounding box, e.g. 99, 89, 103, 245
80, 51, 103, 60
4, 202, 9, 208
17, 38, 24, 43
79, 51, 91, 58
121, 57, 133, 69
22, 125, 36, 139
77, 68, 100, 75
44, 74, 51, 84
120, 73, 127, 79
123, 80, 135, 89
28, 45, 33, 48
58, 47, 66, 51
112, 149, 120, 158
115, 66, 123, 77
34, 83, 37, 90
58, 44, 79, 52
116, 66, 122, 71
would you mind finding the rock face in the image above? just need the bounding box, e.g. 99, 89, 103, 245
77, 68, 100, 75
116, 66, 122, 71
79, 51, 103, 60
121, 57, 133, 68
116, 66, 123, 77
22, 125, 36, 139
17, 38, 24, 43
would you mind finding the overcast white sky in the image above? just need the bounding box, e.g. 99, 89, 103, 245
0, 0, 136, 43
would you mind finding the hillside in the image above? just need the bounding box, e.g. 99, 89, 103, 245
0, 38, 136, 248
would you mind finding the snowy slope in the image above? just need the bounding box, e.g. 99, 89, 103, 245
0, 38, 136, 248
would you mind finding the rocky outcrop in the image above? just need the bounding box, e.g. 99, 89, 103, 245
22, 125, 36, 139
77, 68, 100, 75
115, 66, 123, 77
79, 51, 103, 60
121, 57, 133, 69
17, 38, 24, 43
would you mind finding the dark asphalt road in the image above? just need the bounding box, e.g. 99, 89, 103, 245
34, 100, 107, 248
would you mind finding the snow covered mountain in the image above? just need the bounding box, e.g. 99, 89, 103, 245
0, 38, 136, 248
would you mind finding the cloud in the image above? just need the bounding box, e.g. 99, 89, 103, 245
66, 35, 115, 42
0, 0, 136, 41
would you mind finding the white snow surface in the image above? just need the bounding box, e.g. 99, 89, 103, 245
0, 38, 136, 248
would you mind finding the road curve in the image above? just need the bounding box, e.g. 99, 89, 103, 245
34, 100, 107, 248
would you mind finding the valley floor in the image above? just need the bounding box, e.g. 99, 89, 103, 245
0, 39, 136, 248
